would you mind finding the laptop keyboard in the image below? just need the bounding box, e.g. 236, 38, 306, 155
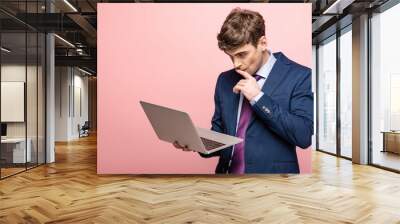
200, 137, 225, 151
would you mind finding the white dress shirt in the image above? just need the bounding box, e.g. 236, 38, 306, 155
234, 50, 277, 133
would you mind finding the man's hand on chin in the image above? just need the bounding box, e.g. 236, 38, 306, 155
232, 69, 261, 101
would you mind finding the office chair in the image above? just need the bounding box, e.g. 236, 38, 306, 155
79, 121, 90, 138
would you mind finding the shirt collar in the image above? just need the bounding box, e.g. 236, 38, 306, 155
254, 49, 276, 79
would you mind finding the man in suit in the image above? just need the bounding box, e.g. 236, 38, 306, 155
174, 8, 313, 174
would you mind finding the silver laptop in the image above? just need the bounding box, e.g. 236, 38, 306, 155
140, 101, 242, 154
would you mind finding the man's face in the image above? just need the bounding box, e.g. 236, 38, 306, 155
225, 37, 267, 75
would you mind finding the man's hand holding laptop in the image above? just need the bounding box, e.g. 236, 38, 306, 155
172, 141, 196, 152
140, 101, 242, 155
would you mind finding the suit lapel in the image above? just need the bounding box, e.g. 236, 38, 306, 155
247, 52, 290, 129
228, 74, 241, 136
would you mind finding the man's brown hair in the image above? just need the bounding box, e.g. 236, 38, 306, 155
217, 8, 265, 52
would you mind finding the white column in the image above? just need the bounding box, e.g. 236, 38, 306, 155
46, 1, 55, 163
46, 33, 55, 163
352, 14, 369, 164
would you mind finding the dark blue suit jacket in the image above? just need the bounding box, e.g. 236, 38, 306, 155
199, 52, 313, 174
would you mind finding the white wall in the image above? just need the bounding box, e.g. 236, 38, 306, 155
55, 67, 89, 141
55, 66, 70, 141
71, 72, 89, 138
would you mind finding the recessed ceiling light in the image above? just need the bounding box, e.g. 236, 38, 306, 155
323, 0, 355, 15
1, 47, 11, 53
63, 0, 78, 12
77, 67, 93, 76
54, 34, 75, 48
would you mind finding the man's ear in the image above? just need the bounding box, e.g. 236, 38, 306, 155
258, 36, 267, 51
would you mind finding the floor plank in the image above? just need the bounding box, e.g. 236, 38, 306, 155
1, 133, 400, 223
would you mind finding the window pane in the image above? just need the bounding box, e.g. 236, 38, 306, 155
371, 3, 400, 171
38, 32, 46, 165
340, 29, 352, 158
27, 31, 38, 169
312, 45, 317, 150
318, 37, 337, 154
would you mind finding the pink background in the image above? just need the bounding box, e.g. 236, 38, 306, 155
97, 3, 312, 174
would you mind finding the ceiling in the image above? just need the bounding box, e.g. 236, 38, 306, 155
0, 0, 393, 75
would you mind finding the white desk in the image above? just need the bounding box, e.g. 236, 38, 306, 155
1, 138, 32, 163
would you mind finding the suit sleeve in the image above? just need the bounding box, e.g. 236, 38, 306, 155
251, 69, 314, 149
198, 74, 224, 158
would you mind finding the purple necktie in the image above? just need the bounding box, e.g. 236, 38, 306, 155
229, 75, 262, 174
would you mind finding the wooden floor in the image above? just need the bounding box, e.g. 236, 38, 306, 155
1, 134, 400, 223
372, 151, 400, 171
0, 167, 26, 178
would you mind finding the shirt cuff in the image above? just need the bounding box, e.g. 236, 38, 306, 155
250, 91, 264, 106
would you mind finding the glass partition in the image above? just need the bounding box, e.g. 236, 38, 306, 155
0, 30, 28, 177
0, 1, 46, 179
